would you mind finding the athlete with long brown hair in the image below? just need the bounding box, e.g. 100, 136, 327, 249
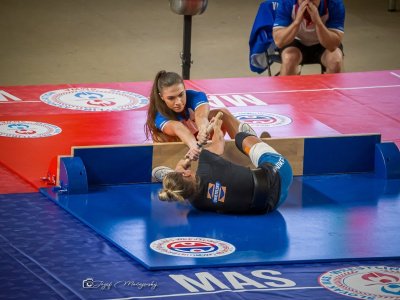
144, 70, 256, 159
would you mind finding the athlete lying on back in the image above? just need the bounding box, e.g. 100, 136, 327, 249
157, 118, 293, 214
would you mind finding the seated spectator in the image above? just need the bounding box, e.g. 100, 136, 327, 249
273, 0, 345, 75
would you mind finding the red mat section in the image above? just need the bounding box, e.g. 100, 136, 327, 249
0, 163, 36, 194
1, 70, 399, 192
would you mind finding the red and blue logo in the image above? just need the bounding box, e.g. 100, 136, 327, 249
319, 266, 400, 299
40, 88, 148, 111
150, 237, 235, 258
167, 241, 219, 254
0, 121, 62, 138
233, 112, 292, 127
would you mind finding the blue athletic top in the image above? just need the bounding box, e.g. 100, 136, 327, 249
249, 0, 280, 74
155, 90, 209, 131
273, 0, 345, 46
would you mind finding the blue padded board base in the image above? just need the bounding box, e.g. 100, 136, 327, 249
40, 173, 400, 270
303, 134, 381, 175
73, 146, 153, 185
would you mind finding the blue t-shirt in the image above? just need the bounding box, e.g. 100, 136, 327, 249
273, 0, 345, 46
155, 90, 209, 131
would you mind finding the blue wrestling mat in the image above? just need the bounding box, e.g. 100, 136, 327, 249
40, 173, 400, 270
2, 192, 400, 299
39, 134, 400, 270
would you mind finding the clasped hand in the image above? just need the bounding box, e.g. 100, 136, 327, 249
296, 0, 320, 25
185, 116, 221, 161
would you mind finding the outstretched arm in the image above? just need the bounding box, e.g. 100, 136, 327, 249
194, 104, 211, 144
205, 118, 225, 155
175, 158, 191, 172
163, 120, 201, 159
183, 112, 224, 163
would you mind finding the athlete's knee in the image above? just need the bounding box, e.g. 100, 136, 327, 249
323, 49, 343, 73
280, 48, 302, 75
218, 107, 230, 115
326, 58, 342, 73
210, 107, 231, 119
235, 132, 257, 155
281, 47, 302, 65
249, 142, 279, 167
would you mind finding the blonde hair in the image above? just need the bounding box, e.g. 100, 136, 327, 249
158, 172, 198, 202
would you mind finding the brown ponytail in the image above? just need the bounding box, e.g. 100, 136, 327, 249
144, 70, 185, 142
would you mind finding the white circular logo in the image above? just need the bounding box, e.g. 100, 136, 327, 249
40, 88, 149, 111
319, 266, 400, 299
0, 121, 62, 138
233, 112, 292, 127
150, 237, 235, 258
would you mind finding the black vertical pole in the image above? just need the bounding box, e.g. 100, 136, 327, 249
388, 0, 396, 11
182, 15, 192, 80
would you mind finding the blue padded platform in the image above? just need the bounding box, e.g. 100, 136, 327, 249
73, 146, 153, 185
303, 134, 381, 175
40, 174, 400, 270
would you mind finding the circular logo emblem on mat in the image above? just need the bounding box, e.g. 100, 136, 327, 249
150, 237, 235, 258
0, 121, 61, 138
233, 112, 292, 127
319, 266, 400, 299
40, 88, 149, 111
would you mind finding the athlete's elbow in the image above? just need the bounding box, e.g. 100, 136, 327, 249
274, 40, 284, 49
272, 31, 283, 49
273, 35, 284, 49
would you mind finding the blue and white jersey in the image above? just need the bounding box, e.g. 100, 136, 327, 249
155, 90, 209, 132
249, 0, 281, 74
273, 0, 345, 46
